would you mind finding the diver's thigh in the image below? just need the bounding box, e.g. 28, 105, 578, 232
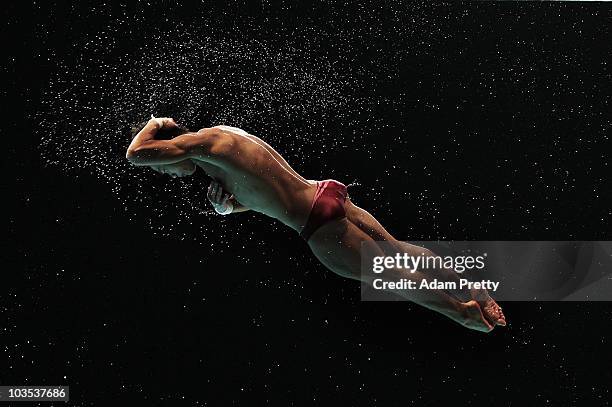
344, 199, 397, 242
307, 218, 374, 280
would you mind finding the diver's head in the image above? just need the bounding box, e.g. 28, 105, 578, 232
130, 120, 197, 178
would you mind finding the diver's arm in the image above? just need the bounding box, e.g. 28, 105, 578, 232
126, 126, 225, 166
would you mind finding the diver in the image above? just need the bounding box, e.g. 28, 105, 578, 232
126, 116, 506, 332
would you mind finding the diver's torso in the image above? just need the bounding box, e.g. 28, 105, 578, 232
194, 128, 315, 231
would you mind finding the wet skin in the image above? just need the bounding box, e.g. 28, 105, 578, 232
126, 120, 506, 332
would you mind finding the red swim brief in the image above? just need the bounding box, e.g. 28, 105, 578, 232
300, 179, 348, 241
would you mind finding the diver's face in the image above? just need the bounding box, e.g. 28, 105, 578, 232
150, 160, 196, 178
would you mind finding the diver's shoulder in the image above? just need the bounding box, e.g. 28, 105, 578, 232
191, 127, 225, 142
210, 125, 251, 136
193, 126, 241, 154
195, 126, 221, 135
195, 125, 247, 137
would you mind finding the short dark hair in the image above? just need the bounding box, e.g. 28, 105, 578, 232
130, 121, 191, 140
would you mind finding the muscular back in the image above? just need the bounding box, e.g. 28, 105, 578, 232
194, 126, 315, 231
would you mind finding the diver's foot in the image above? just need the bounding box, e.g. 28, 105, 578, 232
461, 300, 494, 333
479, 296, 506, 327
469, 288, 507, 327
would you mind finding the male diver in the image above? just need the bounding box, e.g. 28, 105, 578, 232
126, 116, 506, 332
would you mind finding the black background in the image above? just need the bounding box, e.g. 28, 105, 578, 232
4, 1, 612, 405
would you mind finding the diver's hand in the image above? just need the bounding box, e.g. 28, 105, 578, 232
150, 115, 178, 130
207, 180, 234, 215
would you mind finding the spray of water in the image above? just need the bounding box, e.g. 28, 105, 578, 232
35, 23, 375, 240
